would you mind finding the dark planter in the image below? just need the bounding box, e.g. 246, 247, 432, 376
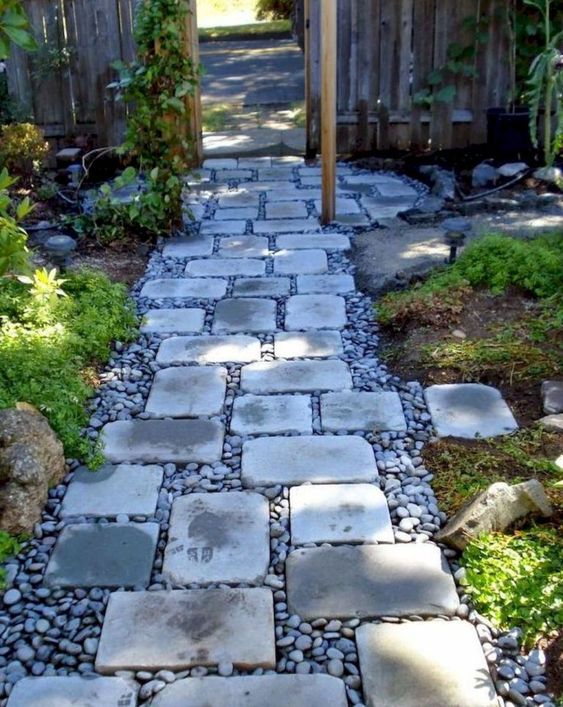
486, 107, 533, 158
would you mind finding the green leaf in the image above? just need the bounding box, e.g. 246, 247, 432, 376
434, 85, 457, 103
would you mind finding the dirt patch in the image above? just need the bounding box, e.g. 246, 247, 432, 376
539, 632, 563, 699
73, 242, 148, 286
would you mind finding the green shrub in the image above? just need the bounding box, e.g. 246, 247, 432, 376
0, 168, 32, 277
256, 0, 293, 20
0, 123, 49, 177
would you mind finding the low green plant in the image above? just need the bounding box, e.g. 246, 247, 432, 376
0, 123, 49, 177
0, 0, 37, 56
463, 526, 563, 648
0, 530, 21, 588
0, 168, 32, 277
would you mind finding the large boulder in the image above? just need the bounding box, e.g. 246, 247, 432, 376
435, 480, 553, 551
0, 407, 66, 534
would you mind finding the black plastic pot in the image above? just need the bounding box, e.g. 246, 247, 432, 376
486, 107, 533, 158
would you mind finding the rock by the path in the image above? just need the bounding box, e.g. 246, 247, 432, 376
320, 391, 407, 431
212, 298, 277, 334
162, 235, 214, 258
0, 407, 65, 534
60, 464, 163, 518
435, 480, 553, 551
145, 366, 227, 418
286, 544, 459, 620
533, 166, 562, 185
231, 394, 312, 435
157, 335, 261, 364
472, 162, 498, 188
273, 249, 328, 275
498, 162, 528, 178
274, 331, 343, 358
140, 308, 205, 335
44, 522, 159, 588
232, 277, 290, 297
277, 234, 351, 251
356, 621, 497, 707
185, 258, 265, 278
425, 383, 518, 438
285, 295, 347, 330
241, 436, 378, 487
538, 413, 563, 431
241, 360, 352, 393
541, 380, 563, 414
150, 675, 347, 707
163, 492, 269, 585
296, 274, 355, 294
6, 676, 139, 707
96, 588, 275, 672
290, 483, 394, 545
140, 278, 227, 300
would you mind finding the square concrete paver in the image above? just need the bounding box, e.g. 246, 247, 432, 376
241, 360, 352, 393
157, 335, 261, 364
273, 249, 328, 275
145, 367, 227, 418
140, 278, 227, 300
60, 464, 163, 518
296, 274, 355, 294
266, 202, 308, 219
218, 236, 269, 258
162, 236, 214, 258
290, 484, 394, 545
163, 492, 269, 585
6, 677, 138, 707
185, 258, 265, 278
231, 394, 312, 435
254, 219, 320, 235
425, 384, 519, 438
285, 295, 347, 330
96, 588, 275, 672
274, 331, 343, 358
276, 234, 351, 251
213, 298, 277, 334
200, 221, 247, 236
150, 675, 348, 707
232, 277, 290, 297
242, 436, 378, 487
320, 392, 407, 431
356, 622, 497, 707
141, 309, 205, 335
44, 523, 159, 588
286, 544, 459, 620
102, 419, 224, 464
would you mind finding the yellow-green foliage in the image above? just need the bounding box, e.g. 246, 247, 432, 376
0, 123, 49, 175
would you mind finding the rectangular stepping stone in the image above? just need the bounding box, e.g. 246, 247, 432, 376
96, 588, 275, 672
345, 173, 404, 185
253, 219, 320, 234
218, 236, 269, 258
102, 419, 224, 464
185, 258, 265, 277
150, 675, 348, 707
60, 464, 163, 518
232, 277, 290, 297
242, 436, 378, 487
290, 484, 394, 545
286, 544, 459, 620
214, 169, 252, 181
163, 492, 269, 585
157, 335, 261, 364
301, 176, 321, 186
217, 190, 260, 208
285, 295, 347, 330
162, 236, 214, 258
200, 220, 246, 235
212, 298, 277, 334
6, 676, 138, 707
266, 201, 308, 219
314, 198, 361, 214
274, 331, 343, 358
231, 394, 312, 435
141, 309, 205, 334
297, 274, 355, 294
376, 181, 418, 197
277, 233, 351, 250
258, 167, 294, 181
215, 207, 257, 221
145, 367, 227, 418
273, 249, 328, 275
356, 622, 497, 707
267, 189, 320, 201
203, 158, 237, 169
237, 156, 271, 168
140, 278, 227, 300
425, 383, 518, 438
241, 360, 352, 393
321, 392, 407, 431
44, 523, 159, 588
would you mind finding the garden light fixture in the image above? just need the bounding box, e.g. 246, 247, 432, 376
441, 217, 472, 264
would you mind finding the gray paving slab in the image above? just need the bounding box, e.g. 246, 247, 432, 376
285, 295, 347, 330
253, 219, 320, 234
162, 236, 214, 259
217, 236, 269, 258
60, 464, 163, 518
273, 249, 328, 275
102, 419, 224, 464
425, 383, 519, 438
241, 436, 378, 487
258, 167, 294, 181
215, 207, 258, 221
276, 233, 351, 250
157, 335, 261, 364
314, 198, 361, 214
290, 484, 394, 545
44, 523, 159, 588
163, 492, 269, 585
185, 258, 265, 277
238, 157, 272, 169
266, 202, 308, 219
214, 169, 253, 182
376, 181, 418, 197
296, 274, 355, 294
217, 190, 260, 208
274, 331, 343, 358
150, 675, 348, 707
231, 394, 312, 435
200, 220, 247, 236
344, 173, 404, 185
266, 189, 321, 201
300, 176, 321, 187
96, 588, 275, 672
286, 544, 459, 620
212, 298, 277, 334
241, 360, 352, 393
145, 367, 227, 418
203, 158, 237, 169
356, 622, 497, 707
140, 278, 227, 300
140, 309, 205, 334
232, 277, 291, 297
6, 676, 139, 707
320, 391, 407, 431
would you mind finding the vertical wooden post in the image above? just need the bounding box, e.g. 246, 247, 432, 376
321, 0, 337, 225
186, 0, 203, 166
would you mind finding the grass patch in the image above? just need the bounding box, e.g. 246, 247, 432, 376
0, 531, 21, 588
199, 19, 291, 42
202, 103, 234, 132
